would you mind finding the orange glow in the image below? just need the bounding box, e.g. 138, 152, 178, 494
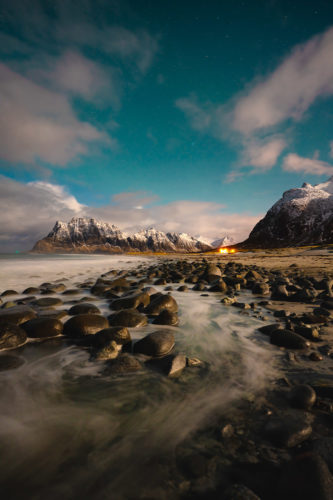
219, 248, 236, 254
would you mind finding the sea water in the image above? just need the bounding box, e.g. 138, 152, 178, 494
0, 254, 278, 499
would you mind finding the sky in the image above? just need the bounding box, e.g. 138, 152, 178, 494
1, 0, 333, 251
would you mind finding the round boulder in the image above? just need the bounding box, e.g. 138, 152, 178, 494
270, 329, 310, 349
33, 297, 63, 308
133, 330, 175, 357
68, 303, 101, 315
0, 306, 37, 326
110, 292, 150, 311
93, 326, 131, 347
63, 314, 108, 338
289, 384, 316, 410
22, 318, 63, 338
152, 310, 179, 326
108, 309, 148, 328
0, 324, 27, 349
144, 294, 178, 316
106, 353, 143, 374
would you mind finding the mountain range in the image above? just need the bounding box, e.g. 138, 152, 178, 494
32, 217, 215, 253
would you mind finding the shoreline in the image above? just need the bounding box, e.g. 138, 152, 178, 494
0, 254, 333, 498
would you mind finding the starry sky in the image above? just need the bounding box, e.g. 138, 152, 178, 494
1, 0, 333, 251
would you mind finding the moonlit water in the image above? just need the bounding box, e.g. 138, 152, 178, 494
0, 255, 278, 499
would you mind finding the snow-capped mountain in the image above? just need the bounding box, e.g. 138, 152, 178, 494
211, 236, 236, 248
240, 177, 333, 248
32, 217, 213, 253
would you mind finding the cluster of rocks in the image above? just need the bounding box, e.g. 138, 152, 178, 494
1, 257, 333, 499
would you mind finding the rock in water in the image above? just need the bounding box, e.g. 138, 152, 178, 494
68, 303, 101, 315
106, 353, 143, 374
270, 329, 310, 349
144, 294, 178, 316
63, 314, 109, 338
93, 327, 131, 347
108, 309, 148, 327
0, 354, 25, 371
133, 331, 175, 357
264, 411, 312, 447
0, 306, 37, 326
289, 385, 316, 410
152, 309, 179, 326
21, 318, 63, 338
0, 324, 27, 349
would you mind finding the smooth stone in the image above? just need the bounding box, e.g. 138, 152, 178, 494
0, 324, 27, 349
33, 297, 63, 307
110, 292, 150, 311
252, 282, 270, 296
152, 309, 179, 326
209, 279, 228, 292
294, 325, 320, 340
1, 301, 17, 309
133, 330, 175, 357
22, 287, 40, 294
264, 412, 312, 447
68, 303, 101, 315
62, 289, 80, 295
232, 302, 251, 310
147, 353, 186, 376
258, 324, 283, 336
21, 318, 63, 338
63, 314, 109, 338
192, 282, 206, 291
93, 327, 131, 347
106, 353, 143, 374
289, 385, 316, 410
94, 340, 120, 360
0, 306, 37, 326
0, 354, 25, 371
1, 290, 18, 297
42, 284, 66, 293
309, 351, 323, 361
108, 309, 148, 327
177, 285, 188, 292
144, 294, 178, 316
270, 329, 310, 349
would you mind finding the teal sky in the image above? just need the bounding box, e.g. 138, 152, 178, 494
1, 0, 333, 250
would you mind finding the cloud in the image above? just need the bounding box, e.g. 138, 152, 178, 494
177, 26, 333, 179
0, 63, 114, 166
175, 96, 212, 131
0, 176, 261, 251
282, 153, 333, 175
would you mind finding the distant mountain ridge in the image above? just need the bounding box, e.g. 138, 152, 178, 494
32, 217, 215, 253
240, 176, 333, 248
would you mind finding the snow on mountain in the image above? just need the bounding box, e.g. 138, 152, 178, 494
211, 236, 236, 248
33, 217, 213, 253
241, 177, 333, 248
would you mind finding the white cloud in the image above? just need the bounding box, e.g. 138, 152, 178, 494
232, 27, 333, 134
177, 26, 333, 179
0, 176, 261, 251
282, 153, 333, 175
0, 63, 114, 166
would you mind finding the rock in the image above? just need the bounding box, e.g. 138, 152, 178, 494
258, 324, 283, 336
22, 287, 40, 294
1, 290, 18, 297
33, 297, 63, 308
221, 297, 236, 305
152, 310, 179, 326
294, 325, 320, 341
0, 306, 37, 326
302, 313, 327, 324
21, 318, 63, 338
313, 438, 333, 474
0, 324, 27, 349
62, 289, 80, 295
108, 309, 148, 327
264, 412, 312, 447
133, 331, 175, 357
94, 340, 120, 360
110, 292, 150, 311
106, 353, 143, 374
192, 282, 206, 291
177, 285, 188, 292
232, 302, 251, 310
63, 314, 109, 338
209, 279, 228, 292
252, 282, 270, 295
270, 329, 310, 349
277, 453, 333, 500
289, 385, 316, 410
147, 353, 186, 376
187, 357, 203, 367
223, 483, 261, 500
271, 285, 289, 300
68, 303, 101, 315
309, 351, 323, 361
93, 327, 131, 347
0, 354, 25, 371
144, 294, 178, 316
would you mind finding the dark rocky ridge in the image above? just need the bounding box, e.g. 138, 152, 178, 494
239, 177, 333, 248
32, 217, 213, 253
